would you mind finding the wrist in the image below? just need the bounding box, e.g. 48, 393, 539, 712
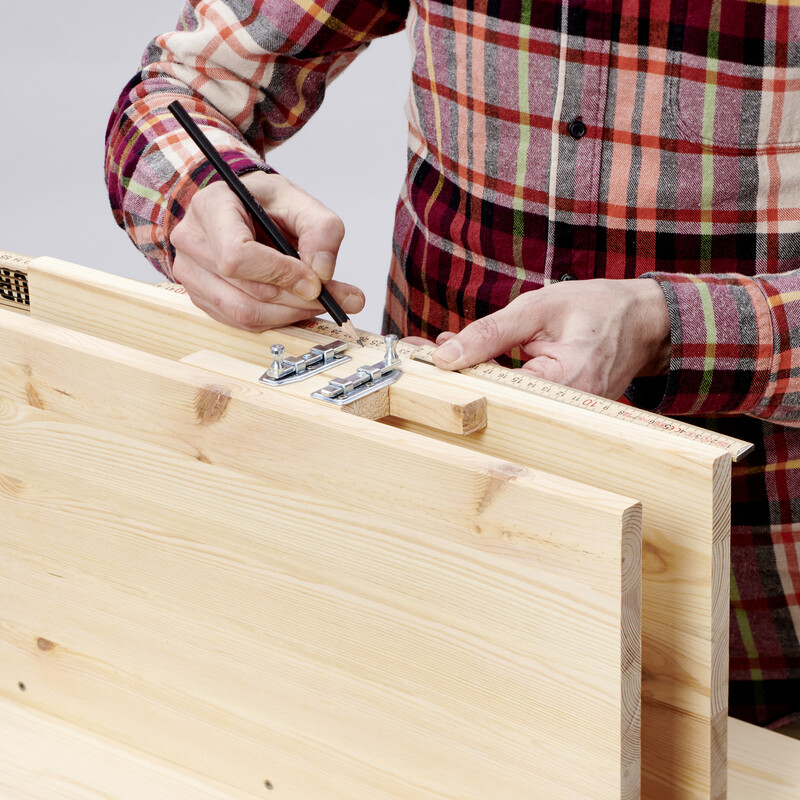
632, 278, 671, 377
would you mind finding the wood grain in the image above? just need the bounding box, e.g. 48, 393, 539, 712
24, 255, 732, 799
179, 349, 487, 434
0, 308, 641, 799
728, 717, 800, 799
2, 701, 796, 800
0, 698, 258, 800
390, 389, 732, 800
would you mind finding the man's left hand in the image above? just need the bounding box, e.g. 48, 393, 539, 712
425, 278, 671, 400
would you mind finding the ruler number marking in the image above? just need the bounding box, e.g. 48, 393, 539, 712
285, 319, 753, 460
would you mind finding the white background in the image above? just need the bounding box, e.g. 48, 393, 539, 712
0, 1, 411, 332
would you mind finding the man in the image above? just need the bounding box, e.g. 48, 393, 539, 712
106, 0, 800, 728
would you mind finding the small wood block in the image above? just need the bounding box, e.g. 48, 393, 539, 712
341, 386, 391, 420
180, 350, 487, 434
389, 374, 486, 434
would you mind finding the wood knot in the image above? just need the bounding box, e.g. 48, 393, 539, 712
477, 462, 528, 513
642, 540, 670, 576
194, 385, 231, 425
25, 382, 44, 409
486, 462, 528, 482
0, 474, 26, 497
36, 637, 56, 652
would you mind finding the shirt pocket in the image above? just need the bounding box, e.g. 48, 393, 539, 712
669, 0, 800, 150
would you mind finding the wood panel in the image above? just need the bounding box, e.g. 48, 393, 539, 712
728, 717, 800, 799
0, 308, 640, 799
21, 256, 730, 799
0, 700, 800, 800
391, 390, 732, 800
0, 698, 257, 800
3, 700, 797, 800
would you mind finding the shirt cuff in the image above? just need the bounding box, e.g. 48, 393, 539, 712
159, 153, 275, 280
626, 272, 774, 417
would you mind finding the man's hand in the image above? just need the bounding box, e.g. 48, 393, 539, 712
430, 278, 671, 399
170, 171, 365, 331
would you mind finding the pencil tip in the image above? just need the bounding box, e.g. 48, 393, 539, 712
340, 320, 363, 347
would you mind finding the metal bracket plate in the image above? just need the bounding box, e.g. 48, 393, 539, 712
312, 335, 401, 406
259, 340, 350, 386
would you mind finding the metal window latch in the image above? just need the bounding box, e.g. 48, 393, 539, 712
259, 340, 351, 386
312, 335, 401, 406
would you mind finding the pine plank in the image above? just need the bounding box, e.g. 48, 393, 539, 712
728, 717, 800, 799
3, 704, 795, 800
23, 256, 731, 799
390, 395, 732, 800
0, 698, 259, 800
0, 310, 641, 799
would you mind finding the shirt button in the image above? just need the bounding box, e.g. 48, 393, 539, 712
568, 119, 587, 139
559, 271, 578, 281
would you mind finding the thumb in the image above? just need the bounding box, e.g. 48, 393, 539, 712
293, 203, 345, 282
433, 304, 531, 370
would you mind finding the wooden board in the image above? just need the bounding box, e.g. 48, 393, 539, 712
3, 700, 797, 800
22, 255, 733, 799
0, 697, 257, 800
3, 697, 798, 800
0, 308, 641, 798
728, 717, 800, 799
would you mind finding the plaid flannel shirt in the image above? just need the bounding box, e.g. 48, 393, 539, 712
106, 0, 800, 727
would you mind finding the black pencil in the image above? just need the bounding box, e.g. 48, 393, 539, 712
168, 100, 363, 346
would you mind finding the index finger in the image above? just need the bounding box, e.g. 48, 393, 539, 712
433, 299, 538, 370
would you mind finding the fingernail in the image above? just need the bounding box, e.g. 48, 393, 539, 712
296, 278, 318, 301
311, 252, 336, 281
342, 291, 365, 313
435, 339, 462, 367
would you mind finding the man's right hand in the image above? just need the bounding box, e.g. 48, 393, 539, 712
170, 171, 365, 331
